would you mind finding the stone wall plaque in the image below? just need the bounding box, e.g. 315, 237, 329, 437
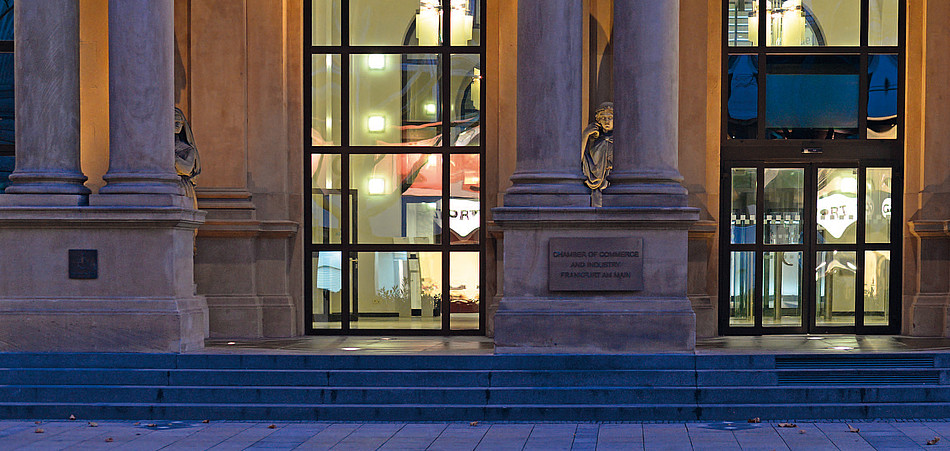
548, 237, 643, 291
68, 249, 98, 280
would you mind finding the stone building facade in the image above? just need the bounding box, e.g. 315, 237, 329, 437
0, 0, 948, 352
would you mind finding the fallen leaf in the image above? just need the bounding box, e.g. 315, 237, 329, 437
88, 422, 98, 427
202, 419, 210, 423
798, 429, 806, 434
69, 414, 76, 421
470, 421, 479, 426
268, 424, 276, 429
928, 437, 941, 445
778, 423, 797, 428
133, 422, 140, 426
748, 417, 761, 423
34, 428, 44, 434
847, 424, 860, 433
34, 421, 41, 425
146, 424, 157, 428
105, 437, 114, 443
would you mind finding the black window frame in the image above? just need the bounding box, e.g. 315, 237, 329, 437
304, 0, 487, 336
719, 0, 906, 335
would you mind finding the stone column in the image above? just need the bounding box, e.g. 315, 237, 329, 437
98, 0, 183, 200
604, 0, 688, 207
503, 0, 588, 207
492, 0, 698, 353
3, 0, 89, 199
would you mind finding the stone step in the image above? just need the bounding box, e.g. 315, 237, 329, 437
2, 401, 950, 421
0, 353, 701, 370
0, 368, 701, 387
3, 385, 950, 405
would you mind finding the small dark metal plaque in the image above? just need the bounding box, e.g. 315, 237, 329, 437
549, 237, 644, 291
68, 249, 98, 280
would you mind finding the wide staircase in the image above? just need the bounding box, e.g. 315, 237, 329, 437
0, 353, 947, 421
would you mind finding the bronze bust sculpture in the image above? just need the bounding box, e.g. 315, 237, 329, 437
582, 102, 613, 207
174, 107, 201, 209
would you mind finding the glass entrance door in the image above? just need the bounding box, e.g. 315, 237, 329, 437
721, 162, 900, 334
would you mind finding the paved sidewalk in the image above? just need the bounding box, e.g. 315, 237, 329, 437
2, 419, 949, 450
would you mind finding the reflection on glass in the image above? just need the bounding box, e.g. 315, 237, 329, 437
763, 251, 802, 326
869, 0, 899, 46
817, 168, 858, 244
766, 0, 859, 47
350, 54, 440, 146
728, 0, 757, 46
0, 53, 11, 145
727, 55, 758, 139
0, 0, 10, 42
351, 154, 442, 244
731, 168, 757, 244
766, 56, 859, 139
312, 251, 343, 329
868, 55, 899, 139
816, 250, 856, 326
451, 55, 481, 146
764, 168, 804, 244
866, 168, 892, 243
351, 0, 434, 46
350, 251, 442, 330
450, 252, 479, 330
865, 250, 890, 326
730, 251, 756, 327
311, 0, 341, 46
451, 0, 481, 46
311, 154, 343, 244
311, 55, 341, 146
451, 154, 480, 244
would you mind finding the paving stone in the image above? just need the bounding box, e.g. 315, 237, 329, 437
428, 423, 491, 450
474, 423, 533, 451
523, 423, 577, 450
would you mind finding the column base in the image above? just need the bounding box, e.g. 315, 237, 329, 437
494, 297, 696, 353
492, 205, 699, 353
910, 294, 950, 337
0, 297, 207, 352
0, 205, 207, 352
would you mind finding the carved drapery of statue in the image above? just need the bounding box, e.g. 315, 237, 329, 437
174, 107, 201, 210
582, 102, 613, 206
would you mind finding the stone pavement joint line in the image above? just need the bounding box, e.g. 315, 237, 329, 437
3, 420, 949, 450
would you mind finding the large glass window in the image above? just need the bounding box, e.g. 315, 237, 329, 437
307, 0, 484, 333
725, 0, 902, 142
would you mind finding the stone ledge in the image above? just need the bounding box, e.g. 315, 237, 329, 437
198, 219, 298, 238
909, 220, 950, 238
0, 205, 205, 229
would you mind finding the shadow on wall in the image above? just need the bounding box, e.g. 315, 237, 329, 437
0, 155, 12, 192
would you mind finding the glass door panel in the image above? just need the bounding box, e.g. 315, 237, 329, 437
765, 168, 804, 244
722, 164, 898, 333
729, 251, 756, 327
763, 251, 803, 326
816, 250, 856, 326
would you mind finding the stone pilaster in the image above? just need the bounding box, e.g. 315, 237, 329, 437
97, 0, 183, 201
603, 0, 688, 207
503, 0, 589, 207
2, 0, 88, 201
